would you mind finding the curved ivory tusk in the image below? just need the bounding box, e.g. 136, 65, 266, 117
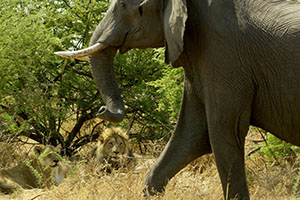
54, 43, 108, 59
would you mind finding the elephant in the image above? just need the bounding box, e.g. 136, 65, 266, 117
55, 0, 300, 199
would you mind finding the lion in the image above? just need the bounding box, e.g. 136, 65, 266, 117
0, 144, 68, 194
92, 127, 135, 172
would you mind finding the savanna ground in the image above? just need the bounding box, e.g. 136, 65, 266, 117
1, 127, 300, 200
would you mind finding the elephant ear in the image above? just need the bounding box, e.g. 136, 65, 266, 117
164, 0, 187, 64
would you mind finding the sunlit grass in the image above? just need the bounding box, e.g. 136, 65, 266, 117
1, 129, 300, 200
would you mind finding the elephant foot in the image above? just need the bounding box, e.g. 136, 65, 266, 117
143, 168, 166, 197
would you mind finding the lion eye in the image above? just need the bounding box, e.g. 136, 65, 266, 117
108, 142, 114, 147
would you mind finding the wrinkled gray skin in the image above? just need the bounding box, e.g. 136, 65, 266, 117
63, 0, 300, 199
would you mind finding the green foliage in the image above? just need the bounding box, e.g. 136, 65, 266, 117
115, 48, 183, 139
0, 0, 183, 154
255, 129, 300, 162
0, 0, 104, 150
147, 63, 183, 124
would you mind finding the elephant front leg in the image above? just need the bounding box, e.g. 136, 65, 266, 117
207, 96, 252, 200
144, 82, 211, 195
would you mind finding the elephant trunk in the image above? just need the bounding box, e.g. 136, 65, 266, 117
89, 47, 125, 123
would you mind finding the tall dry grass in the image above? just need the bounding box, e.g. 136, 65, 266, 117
1, 130, 300, 200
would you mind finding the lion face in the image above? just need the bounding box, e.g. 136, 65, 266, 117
32, 145, 66, 185
33, 145, 62, 168
0, 144, 67, 194
102, 134, 128, 159
92, 127, 135, 172
93, 127, 133, 169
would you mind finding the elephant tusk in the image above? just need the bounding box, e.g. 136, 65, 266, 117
54, 43, 108, 59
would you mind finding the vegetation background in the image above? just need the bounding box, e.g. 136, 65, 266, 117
1, 0, 300, 199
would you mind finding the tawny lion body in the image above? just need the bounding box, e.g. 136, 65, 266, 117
0, 145, 67, 194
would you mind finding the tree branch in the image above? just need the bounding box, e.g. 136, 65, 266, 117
65, 111, 94, 149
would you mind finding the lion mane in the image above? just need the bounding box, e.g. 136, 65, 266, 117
92, 127, 134, 172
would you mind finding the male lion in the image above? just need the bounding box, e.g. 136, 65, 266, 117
0, 144, 67, 194
92, 127, 135, 172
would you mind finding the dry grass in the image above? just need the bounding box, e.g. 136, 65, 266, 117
1, 130, 300, 200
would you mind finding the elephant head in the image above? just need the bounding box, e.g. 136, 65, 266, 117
55, 0, 187, 123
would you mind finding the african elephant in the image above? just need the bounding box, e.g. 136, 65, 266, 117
55, 0, 300, 199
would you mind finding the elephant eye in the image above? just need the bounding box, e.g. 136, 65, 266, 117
138, 5, 143, 16
120, 0, 126, 8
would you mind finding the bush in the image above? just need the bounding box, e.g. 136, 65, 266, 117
254, 128, 300, 163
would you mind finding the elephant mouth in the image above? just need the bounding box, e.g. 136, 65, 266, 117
119, 45, 130, 54
118, 32, 131, 54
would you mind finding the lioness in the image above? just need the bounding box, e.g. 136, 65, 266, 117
92, 127, 134, 172
0, 144, 67, 194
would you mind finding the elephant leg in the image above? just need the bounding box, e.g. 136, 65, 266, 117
207, 97, 252, 200
144, 81, 211, 195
